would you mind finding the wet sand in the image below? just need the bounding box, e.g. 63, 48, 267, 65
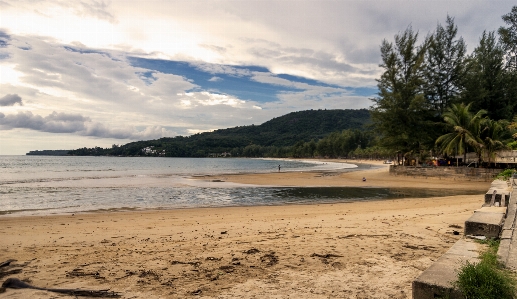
0, 161, 491, 298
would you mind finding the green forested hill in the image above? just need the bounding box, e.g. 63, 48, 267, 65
210, 109, 370, 146
68, 109, 371, 157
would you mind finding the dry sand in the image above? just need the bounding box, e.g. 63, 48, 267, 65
0, 162, 491, 299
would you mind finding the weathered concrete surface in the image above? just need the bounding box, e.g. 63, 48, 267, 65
484, 179, 511, 206
474, 206, 507, 215
412, 239, 481, 299
498, 189, 517, 269
464, 211, 505, 238
501, 229, 513, 240
484, 190, 510, 206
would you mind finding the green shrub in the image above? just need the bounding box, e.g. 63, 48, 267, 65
455, 240, 516, 299
497, 169, 516, 180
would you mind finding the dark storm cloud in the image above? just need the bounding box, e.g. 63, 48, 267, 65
0, 94, 22, 106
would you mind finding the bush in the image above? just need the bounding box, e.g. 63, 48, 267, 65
497, 169, 516, 180
455, 240, 516, 299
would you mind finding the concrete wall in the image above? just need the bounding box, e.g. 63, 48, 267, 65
389, 166, 500, 182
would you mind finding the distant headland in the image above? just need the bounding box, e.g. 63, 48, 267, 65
26, 150, 70, 156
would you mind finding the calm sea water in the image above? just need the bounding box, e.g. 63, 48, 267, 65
0, 156, 481, 216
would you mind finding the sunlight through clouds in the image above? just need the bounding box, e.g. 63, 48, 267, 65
0, 64, 23, 85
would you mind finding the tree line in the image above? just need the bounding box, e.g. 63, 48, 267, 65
370, 7, 517, 166
68, 128, 384, 159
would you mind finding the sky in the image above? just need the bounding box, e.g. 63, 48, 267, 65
0, 0, 514, 155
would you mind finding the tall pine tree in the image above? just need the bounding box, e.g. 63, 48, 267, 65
499, 5, 517, 118
499, 5, 517, 69
462, 31, 510, 120
424, 16, 467, 114
371, 27, 432, 158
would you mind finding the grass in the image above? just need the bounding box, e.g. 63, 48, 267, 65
497, 168, 516, 181
454, 239, 516, 299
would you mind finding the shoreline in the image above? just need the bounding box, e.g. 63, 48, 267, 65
0, 159, 490, 218
0, 160, 493, 298
0, 160, 491, 218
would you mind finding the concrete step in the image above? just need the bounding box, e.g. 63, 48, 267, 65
464, 208, 506, 238
484, 179, 511, 206
412, 238, 481, 299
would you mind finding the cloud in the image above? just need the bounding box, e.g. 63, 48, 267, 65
200, 44, 227, 54
0, 93, 22, 106
0, 111, 89, 133
193, 63, 252, 77
208, 76, 222, 82
0, 30, 10, 48
0, 110, 170, 140
179, 91, 246, 107
82, 122, 168, 140
75, 0, 117, 24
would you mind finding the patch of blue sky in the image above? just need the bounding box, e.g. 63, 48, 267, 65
276, 74, 377, 97
128, 57, 302, 103
128, 57, 378, 103
348, 87, 378, 97
224, 64, 270, 73
136, 71, 157, 85
275, 73, 334, 87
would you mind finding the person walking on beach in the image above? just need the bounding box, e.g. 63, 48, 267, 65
278, 165, 281, 172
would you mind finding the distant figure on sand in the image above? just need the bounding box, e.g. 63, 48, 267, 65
362, 177, 366, 182
278, 165, 281, 172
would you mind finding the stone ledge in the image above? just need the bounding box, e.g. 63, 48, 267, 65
498, 239, 512, 266
464, 212, 505, 238
412, 238, 481, 299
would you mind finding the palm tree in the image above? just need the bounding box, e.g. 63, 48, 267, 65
436, 103, 487, 164
481, 118, 508, 165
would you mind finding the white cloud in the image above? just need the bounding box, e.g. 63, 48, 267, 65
208, 76, 222, 82
193, 63, 252, 77
0, 64, 23, 85
178, 92, 246, 107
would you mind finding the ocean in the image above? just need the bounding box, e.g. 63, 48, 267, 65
0, 156, 480, 216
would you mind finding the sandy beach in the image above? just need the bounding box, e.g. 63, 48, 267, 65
201, 160, 491, 190
0, 162, 491, 298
